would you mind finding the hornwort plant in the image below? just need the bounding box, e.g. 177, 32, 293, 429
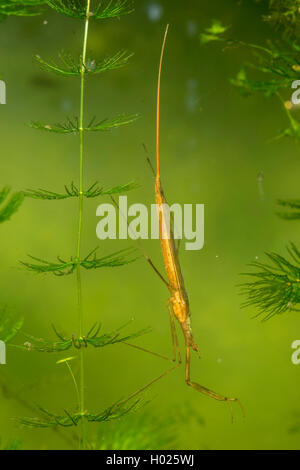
0, 1, 42, 448
11, 0, 154, 449
202, 1, 300, 320
0, 188, 24, 349
0, 188, 24, 447
0, 0, 45, 19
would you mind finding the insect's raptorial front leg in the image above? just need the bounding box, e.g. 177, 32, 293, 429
167, 299, 182, 364
185, 346, 244, 420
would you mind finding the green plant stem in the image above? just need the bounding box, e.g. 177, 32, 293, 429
65, 361, 81, 411
76, 0, 91, 450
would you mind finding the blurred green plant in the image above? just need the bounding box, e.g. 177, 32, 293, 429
0, 438, 22, 450
93, 412, 177, 450
259, 0, 300, 37
0, 187, 23, 224
0, 188, 24, 446
0, 188, 24, 341
0, 306, 23, 343
202, 4, 300, 320
0, 0, 45, 20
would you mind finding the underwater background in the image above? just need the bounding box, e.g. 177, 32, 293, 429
0, 0, 300, 450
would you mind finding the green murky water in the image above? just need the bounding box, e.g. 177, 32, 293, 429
0, 0, 299, 450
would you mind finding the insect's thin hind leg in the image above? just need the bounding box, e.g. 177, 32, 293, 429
185, 346, 244, 421
115, 362, 181, 410
110, 196, 171, 291
123, 341, 173, 362
142, 143, 156, 177
167, 299, 182, 363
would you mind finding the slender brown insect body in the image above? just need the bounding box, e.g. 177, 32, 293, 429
154, 25, 197, 352
155, 25, 242, 412
155, 177, 199, 354
114, 25, 243, 419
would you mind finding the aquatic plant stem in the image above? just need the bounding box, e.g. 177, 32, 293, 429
76, 0, 91, 450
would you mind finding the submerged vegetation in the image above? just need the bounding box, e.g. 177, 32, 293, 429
0, 188, 24, 351
18, 0, 144, 449
202, 1, 300, 320
0, 0, 160, 450
0, 1, 44, 20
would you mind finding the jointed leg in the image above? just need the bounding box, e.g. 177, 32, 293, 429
116, 362, 181, 410
185, 346, 244, 421
123, 341, 172, 362
110, 196, 171, 290
167, 299, 182, 364
122, 301, 182, 364
142, 143, 156, 177
119, 304, 183, 409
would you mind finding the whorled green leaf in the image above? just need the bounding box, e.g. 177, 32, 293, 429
200, 19, 229, 44
18, 399, 139, 428
46, 0, 133, 20
24, 181, 138, 200
30, 114, 138, 133
270, 115, 300, 143
241, 243, 300, 320
0, 438, 22, 450
277, 199, 300, 220
0, 306, 24, 343
17, 321, 150, 353
0, 187, 24, 224
230, 68, 289, 97
35, 50, 133, 77
0, 0, 44, 19
20, 247, 138, 275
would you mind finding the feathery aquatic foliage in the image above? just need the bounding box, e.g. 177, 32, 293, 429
201, 18, 300, 142
21, 247, 138, 275
94, 412, 177, 450
17, 321, 150, 353
200, 19, 229, 44
241, 243, 300, 320
46, 0, 134, 20
18, 400, 139, 428
260, 0, 300, 37
24, 181, 138, 200
0, 438, 22, 450
202, 21, 300, 96
20, 0, 148, 448
203, 6, 300, 325
0, 187, 24, 224
30, 114, 138, 133
0, 306, 23, 342
0, 0, 44, 19
36, 50, 133, 77
277, 199, 300, 220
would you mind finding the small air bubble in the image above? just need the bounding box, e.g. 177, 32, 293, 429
86, 59, 96, 71
186, 20, 198, 37
146, 3, 163, 22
